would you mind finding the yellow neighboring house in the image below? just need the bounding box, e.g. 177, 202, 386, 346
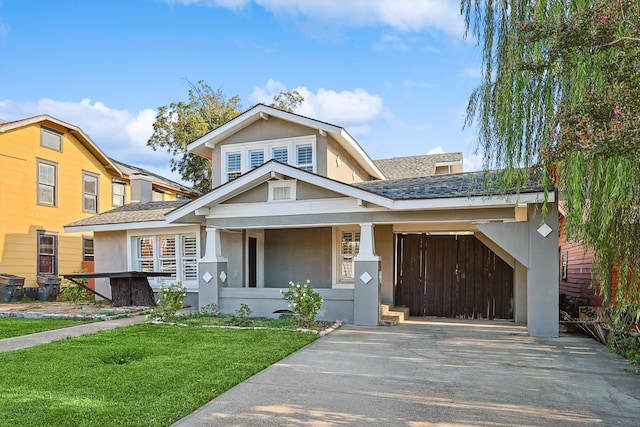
0, 115, 198, 288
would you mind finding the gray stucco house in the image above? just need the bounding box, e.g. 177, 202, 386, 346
66, 104, 559, 337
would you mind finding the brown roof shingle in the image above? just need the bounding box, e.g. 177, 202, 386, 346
374, 152, 462, 180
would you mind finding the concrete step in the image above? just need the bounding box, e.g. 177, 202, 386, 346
380, 315, 399, 326
379, 304, 410, 326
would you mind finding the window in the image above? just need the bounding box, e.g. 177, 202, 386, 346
83, 238, 94, 262
41, 126, 62, 151
37, 160, 57, 206
272, 147, 288, 163
83, 172, 99, 213
249, 149, 264, 169
561, 251, 568, 280
296, 144, 313, 172
37, 231, 57, 275
112, 181, 126, 206
152, 189, 165, 201
226, 152, 242, 181
339, 231, 360, 281
220, 136, 316, 183
133, 234, 198, 282
267, 180, 296, 202
136, 237, 155, 272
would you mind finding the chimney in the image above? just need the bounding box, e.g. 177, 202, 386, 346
130, 173, 153, 203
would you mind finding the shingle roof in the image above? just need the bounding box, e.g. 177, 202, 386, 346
354, 170, 547, 200
374, 153, 463, 180
66, 201, 189, 227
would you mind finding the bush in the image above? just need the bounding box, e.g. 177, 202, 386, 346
58, 271, 94, 303
280, 280, 323, 328
232, 303, 253, 327
148, 283, 186, 322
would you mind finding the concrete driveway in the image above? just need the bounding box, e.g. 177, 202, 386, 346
174, 318, 640, 426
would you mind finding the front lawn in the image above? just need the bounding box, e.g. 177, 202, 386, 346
0, 323, 318, 426
0, 318, 91, 339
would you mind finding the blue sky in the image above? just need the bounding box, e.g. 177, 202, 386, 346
0, 0, 483, 184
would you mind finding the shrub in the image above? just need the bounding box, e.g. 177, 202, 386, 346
148, 282, 186, 322
58, 270, 94, 303
280, 280, 323, 328
232, 303, 253, 327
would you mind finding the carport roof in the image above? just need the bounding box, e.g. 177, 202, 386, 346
355, 170, 549, 200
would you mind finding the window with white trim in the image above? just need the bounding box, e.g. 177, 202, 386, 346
339, 230, 360, 282
41, 126, 62, 151
133, 234, 198, 282
267, 180, 296, 202
226, 151, 242, 181
83, 172, 99, 213
112, 180, 126, 206
296, 144, 313, 172
220, 135, 316, 183
37, 160, 57, 206
249, 149, 264, 169
82, 237, 94, 262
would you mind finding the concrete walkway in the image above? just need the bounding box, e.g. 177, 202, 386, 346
173, 318, 640, 427
0, 315, 148, 353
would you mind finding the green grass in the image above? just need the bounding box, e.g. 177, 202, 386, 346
0, 318, 91, 339
179, 313, 298, 328
0, 323, 318, 426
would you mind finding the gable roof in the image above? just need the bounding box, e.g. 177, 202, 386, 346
374, 152, 463, 180
0, 115, 123, 177
110, 159, 199, 197
187, 104, 386, 180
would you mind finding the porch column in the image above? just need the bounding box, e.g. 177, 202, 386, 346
354, 223, 381, 326
514, 261, 527, 323
198, 227, 228, 310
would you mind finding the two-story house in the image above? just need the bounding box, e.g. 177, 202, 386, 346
0, 115, 198, 289
65, 104, 560, 337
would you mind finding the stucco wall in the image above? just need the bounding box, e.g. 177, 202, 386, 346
221, 180, 343, 204
264, 227, 332, 288
93, 230, 128, 299
325, 136, 372, 183
221, 230, 243, 288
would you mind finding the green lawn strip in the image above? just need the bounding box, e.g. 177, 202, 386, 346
0, 323, 318, 427
0, 318, 91, 339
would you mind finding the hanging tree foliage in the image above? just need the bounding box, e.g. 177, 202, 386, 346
461, 0, 640, 319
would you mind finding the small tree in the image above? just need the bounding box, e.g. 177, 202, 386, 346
281, 280, 323, 328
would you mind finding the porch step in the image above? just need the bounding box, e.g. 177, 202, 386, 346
380, 304, 410, 326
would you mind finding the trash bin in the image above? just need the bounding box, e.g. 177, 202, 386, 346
0, 273, 25, 302
37, 275, 61, 301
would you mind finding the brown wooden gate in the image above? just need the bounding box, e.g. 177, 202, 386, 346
395, 234, 513, 319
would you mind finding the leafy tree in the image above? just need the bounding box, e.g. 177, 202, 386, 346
461, 1, 640, 324
148, 81, 304, 193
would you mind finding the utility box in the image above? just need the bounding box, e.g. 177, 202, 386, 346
37, 275, 61, 301
0, 273, 25, 302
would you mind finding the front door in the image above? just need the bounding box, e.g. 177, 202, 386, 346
395, 234, 513, 319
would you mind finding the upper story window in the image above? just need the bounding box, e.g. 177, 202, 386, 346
267, 180, 296, 202
221, 135, 316, 183
41, 126, 62, 151
296, 144, 313, 172
112, 180, 126, 206
83, 172, 99, 213
37, 159, 57, 207
226, 152, 242, 181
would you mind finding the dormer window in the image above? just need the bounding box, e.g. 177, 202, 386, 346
268, 180, 296, 202
220, 136, 316, 183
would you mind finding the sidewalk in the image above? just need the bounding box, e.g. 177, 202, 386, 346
0, 315, 148, 353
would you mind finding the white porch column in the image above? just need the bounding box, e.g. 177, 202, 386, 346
198, 227, 228, 310
353, 223, 381, 326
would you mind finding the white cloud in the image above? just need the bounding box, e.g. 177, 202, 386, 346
166, 0, 465, 37
374, 34, 409, 51
427, 146, 445, 155
0, 98, 187, 184
463, 153, 484, 172
249, 80, 392, 138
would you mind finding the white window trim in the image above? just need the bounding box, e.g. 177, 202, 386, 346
220, 135, 316, 183
267, 180, 297, 202
331, 226, 360, 289
127, 227, 200, 291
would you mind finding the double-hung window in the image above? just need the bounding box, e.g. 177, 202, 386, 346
272, 147, 288, 163
249, 149, 264, 169
83, 172, 99, 213
37, 231, 58, 275
296, 144, 313, 172
112, 180, 126, 206
339, 231, 360, 282
38, 160, 57, 206
159, 236, 177, 277
226, 152, 242, 181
